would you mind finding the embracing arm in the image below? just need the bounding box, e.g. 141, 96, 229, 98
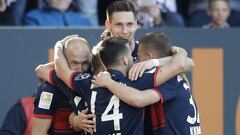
54, 36, 78, 89
92, 72, 160, 108
155, 47, 188, 86
128, 55, 194, 81
35, 62, 54, 83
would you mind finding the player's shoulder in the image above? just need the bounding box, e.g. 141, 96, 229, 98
37, 82, 56, 94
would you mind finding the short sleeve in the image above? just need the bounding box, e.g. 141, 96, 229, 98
33, 82, 55, 119
154, 81, 178, 102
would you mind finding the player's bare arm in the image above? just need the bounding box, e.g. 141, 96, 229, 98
35, 62, 54, 83
128, 50, 194, 81
92, 71, 160, 108
32, 117, 52, 135
92, 47, 190, 108
154, 46, 189, 86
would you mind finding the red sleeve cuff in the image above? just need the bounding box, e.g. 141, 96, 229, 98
152, 88, 164, 104
33, 114, 53, 119
49, 68, 54, 85
153, 67, 161, 87
69, 71, 78, 90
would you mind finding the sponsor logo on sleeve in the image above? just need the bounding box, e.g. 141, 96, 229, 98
38, 92, 53, 110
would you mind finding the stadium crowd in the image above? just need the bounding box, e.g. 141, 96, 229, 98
0, 0, 240, 28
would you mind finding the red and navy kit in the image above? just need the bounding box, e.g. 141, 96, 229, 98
34, 82, 84, 135
65, 68, 175, 135
153, 70, 201, 135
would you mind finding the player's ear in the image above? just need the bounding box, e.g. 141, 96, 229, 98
105, 20, 111, 32
146, 52, 153, 59
123, 56, 129, 65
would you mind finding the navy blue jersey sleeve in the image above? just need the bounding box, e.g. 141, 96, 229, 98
130, 68, 157, 90
70, 72, 92, 97
50, 70, 88, 114
0, 102, 26, 135
33, 82, 56, 119
154, 81, 178, 103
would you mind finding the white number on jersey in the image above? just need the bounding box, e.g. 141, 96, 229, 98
91, 91, 123, 131
177, 75, 200, 124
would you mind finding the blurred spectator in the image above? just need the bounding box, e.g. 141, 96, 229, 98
0, 0, 35, 25
156, 0, 185, 26
0, 96, 34, 135
203, 0, 230, 29
227, 0, 240, 26
97, 0, 118, 25
0, 0, 7, 12
188, 0, 210, 27
134, 0, 164, 27
132, 0, 185, 28
24, 0, 91, 26
77, 0, 98, 26
188, 0, 240, 27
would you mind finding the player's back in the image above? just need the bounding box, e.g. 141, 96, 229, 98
156, 75, 201, 135
72, 69, 157, 135
91, 69, 158, 135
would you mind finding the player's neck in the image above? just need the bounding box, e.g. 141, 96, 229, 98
107, 66, 127, 77
130, 39, 135, 53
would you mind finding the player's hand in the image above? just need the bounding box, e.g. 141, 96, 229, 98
60, 35, 79, 45
171, 46, 187, 56
92, 71, 113, 88
128, 61, 155, 81
171, 46, 179, 54
55, 35, 79, 49
71, 108, 96, 132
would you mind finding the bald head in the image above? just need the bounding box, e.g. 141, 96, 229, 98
63, 37, 91, 73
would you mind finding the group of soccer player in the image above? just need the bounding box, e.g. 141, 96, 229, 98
32, 0, 201, 135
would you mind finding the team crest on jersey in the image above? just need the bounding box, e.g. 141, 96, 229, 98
74, 73, 90, 81
38, 91, 53, 110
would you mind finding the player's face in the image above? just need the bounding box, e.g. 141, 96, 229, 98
107, 12, 137, 42
66, 45, 91, 73
209, 1, 230, 26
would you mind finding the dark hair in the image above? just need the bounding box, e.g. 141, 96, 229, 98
208, 0, 229, 9
91, 41, 105, 75
99, 37, 129, 67
139, 32, 172, 58
106, 0, 136, 21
